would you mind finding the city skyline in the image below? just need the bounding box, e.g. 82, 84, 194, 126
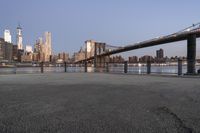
0, 0, 200, 57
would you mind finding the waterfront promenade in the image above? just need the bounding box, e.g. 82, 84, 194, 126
0, 73, 200, 133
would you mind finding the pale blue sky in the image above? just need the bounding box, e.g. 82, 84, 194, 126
0, 0, 200, 58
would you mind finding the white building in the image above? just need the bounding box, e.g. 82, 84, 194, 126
25, 45, 33, 53
4, 29, 12, 43
16, 25, 23, 50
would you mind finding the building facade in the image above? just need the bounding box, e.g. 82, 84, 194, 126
16, 25, 23, 50
0, 38, 13, 61
156, 49, 165, 63
25, 45, 33, 53
12, 45, 18, 61
4, 29, 12, 43
33, 32, 52, 62
129, 56, 138, 63
156, 49, 164, 59
44, 32, 52, 61
58, 52, 69, 63
74, 50, 85, 62
139, 55, 154, 63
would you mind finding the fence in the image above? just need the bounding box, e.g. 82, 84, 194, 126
0, 62, 86, 74
1, 60, 200, 75
95, 60, 200, 75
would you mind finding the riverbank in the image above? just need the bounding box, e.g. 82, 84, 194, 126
0, 73, 199, 133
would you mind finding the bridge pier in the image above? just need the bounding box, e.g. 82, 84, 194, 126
187, 34, 196, 74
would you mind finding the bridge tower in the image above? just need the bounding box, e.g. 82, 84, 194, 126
94, 42, 107, 69
187, 34, 196, 74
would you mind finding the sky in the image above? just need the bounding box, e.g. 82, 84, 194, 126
0, 0, 200, 58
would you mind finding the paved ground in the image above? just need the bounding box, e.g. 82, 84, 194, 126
0, 73, 200, 133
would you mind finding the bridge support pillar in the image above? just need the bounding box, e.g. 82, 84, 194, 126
187, 34, 196, 74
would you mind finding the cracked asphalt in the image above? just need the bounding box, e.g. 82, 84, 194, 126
0, 73, 200, 133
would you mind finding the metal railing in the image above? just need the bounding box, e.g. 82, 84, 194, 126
94, 59, 200, 76
0, 62, 86, 74
1, 60, 200, 76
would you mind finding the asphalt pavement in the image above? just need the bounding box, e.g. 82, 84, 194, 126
0, 73, 199, 133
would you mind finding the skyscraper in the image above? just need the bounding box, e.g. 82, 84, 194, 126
44, 32, 52, 61
45, 32, 52, 55
4, 29, 12, 43
33, 32, 52, 62
0, 38, 13, 61
16, 24, 23, 50
156, 48, 164, 59
156, 48, 164, 63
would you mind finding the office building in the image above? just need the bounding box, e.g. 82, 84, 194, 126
139, 55, 154, 63
156, 49, 165, 63
58, 52, 69, 63
109, 55, 125, 63
74, 48, 85, 62
33, 32, 52, 62
0, 38, 13, 61
12, 45, 18, 61
44, 32, 52, 61
25, 45, 33, 53
156, 49, 164, 59
21, 52, 32, 62
129, 56, 138, 63
16, 25, 23, 50
0, 38, 4, 60
4, 29, 12, 43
